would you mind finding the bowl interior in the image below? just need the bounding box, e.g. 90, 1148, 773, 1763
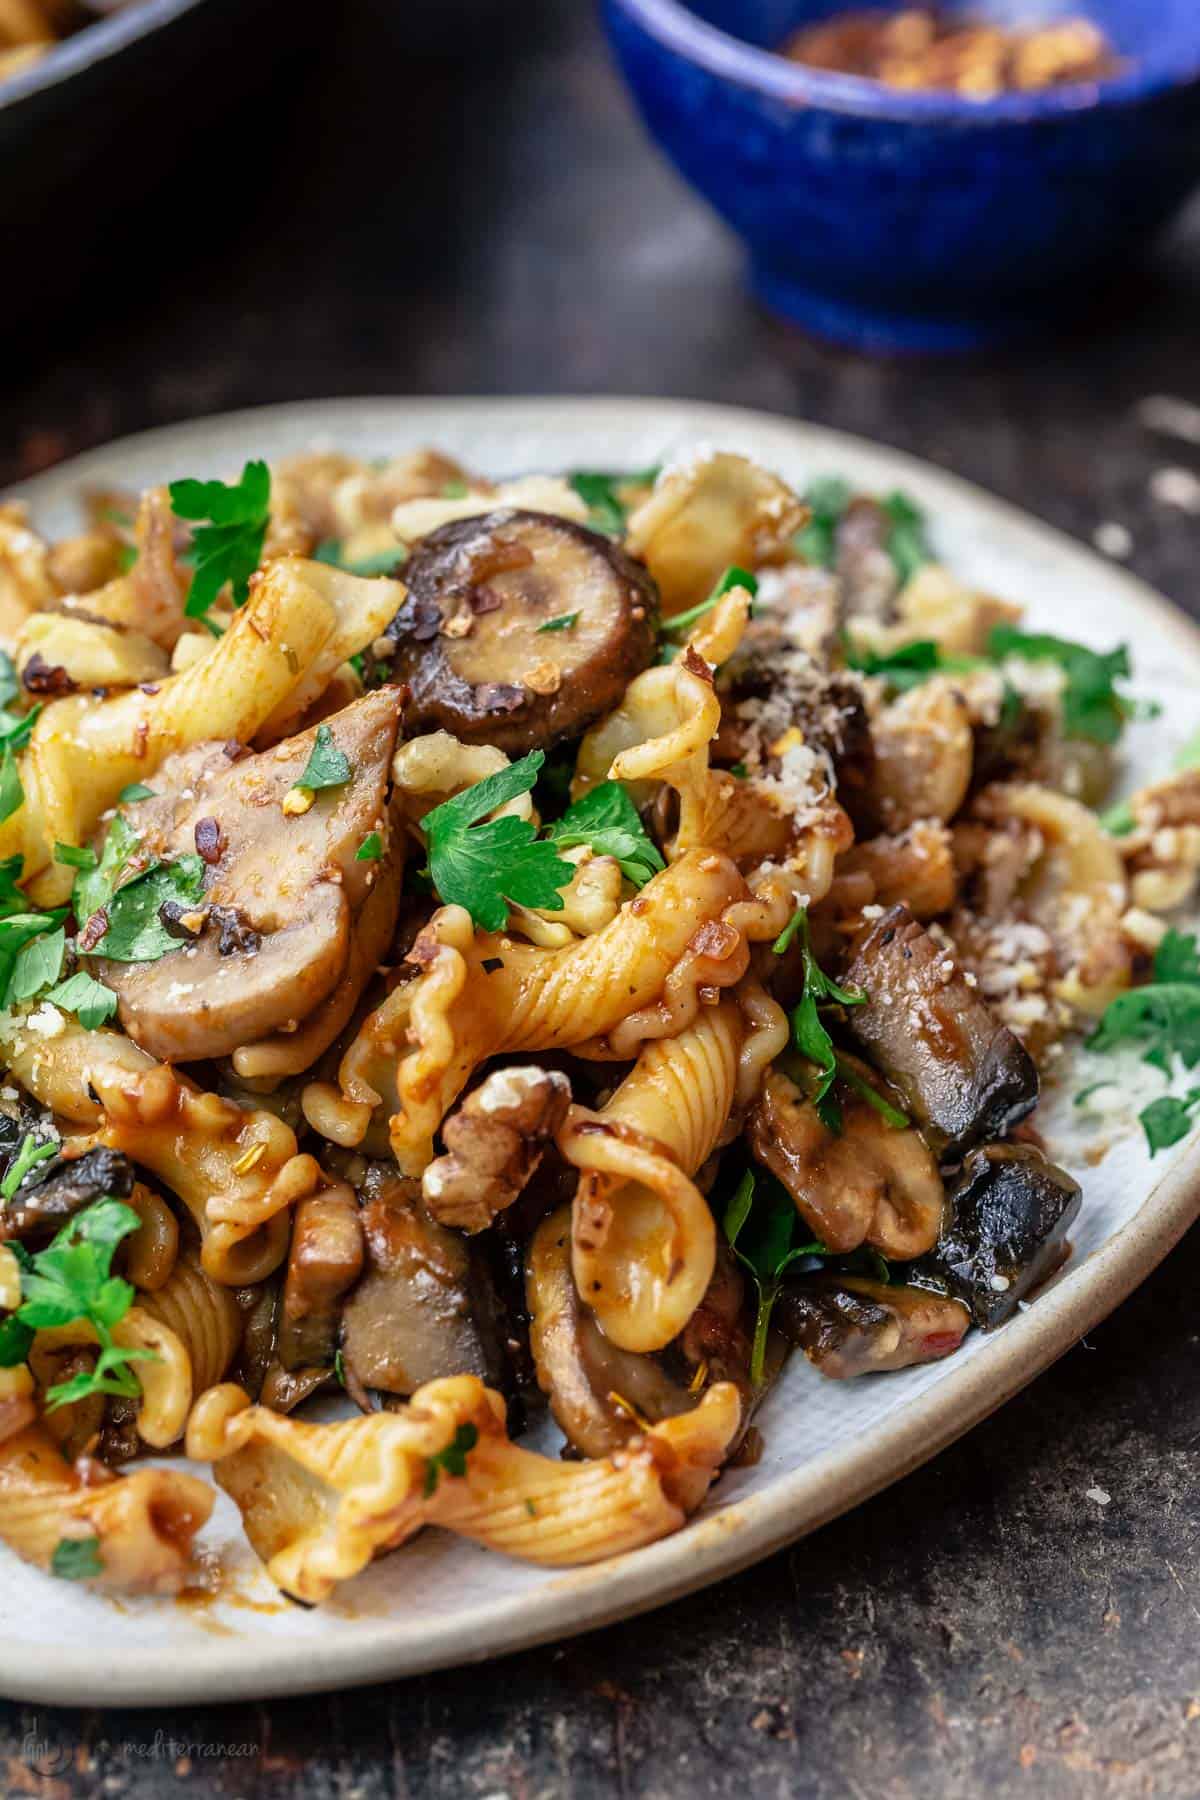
678, 0, 1200, 73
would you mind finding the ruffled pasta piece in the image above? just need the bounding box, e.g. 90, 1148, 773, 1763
624, 451, 805, 616
187, 1374, 740, 1603
0, 1017, 154, 1127
305, 849, 752, 1172
0, 1423, 211, 1592
0, 511, 56, 644
848, 562, 1020, 659
55, 487, 188, 650
390, 474, 588, 545
14, 611, 170, 691
392, 730, 535, 833
562, 988, 787, 1352
254, 559, 407, 743
91, 1056, 320, 1284
4, 556, 339, 901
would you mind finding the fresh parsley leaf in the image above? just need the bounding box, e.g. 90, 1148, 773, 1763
442, 480, 470, 499
537, 612, 580, 633
117, 782, 155, 804
795, 476, 851, 569
774, 907, 865, 1132
51, 1536, 103, 1580
0, 1314, 33, 1367
881, 490, 932, 585
313, 538, 406, 578
12, 1199, 155, 1409
0, 913, 67, 1011
988, 626, 1132, 746
0, 652, 18, 711
1, 1132, 57, 1200
1100, 799, 1135, 836
660, 565, 758, 639
423, 751, 574, 932
0, 855, 24, 919
423, 1421, 479, 1497
355, 832, 383, 863
568, 468, 659, 537
169, 460, 270, 621
297, 723, 351, 793
0, 748, 22, 826
116, 544, 138, 575
43, 970, 119, 1030
53, 843, 97, 872
9, 927, 65, 1003
333, 1347, 346, 1388
544, 782, 665, 888
724, 1168, 826, 1384
845, 638, 944, 690
1140, 1091, 1200, 1155
1155, 929, 1200, 985
1088, 983, 1200, 1072
85, 856, 206, 964
73, 811, 141, 928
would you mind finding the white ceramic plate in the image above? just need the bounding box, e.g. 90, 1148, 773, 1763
2, 397, 1199, 1707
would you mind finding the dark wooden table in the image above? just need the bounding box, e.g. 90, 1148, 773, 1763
4, 4, 1200, 1794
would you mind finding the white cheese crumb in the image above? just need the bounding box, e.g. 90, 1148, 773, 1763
1086, 1486, 1112, 1506
860, 903, 884, 921
1093, 521, 1132, 560
989, 1274, 1011, 1292
25, 1003, 65, 1038
1150, 466, 1200, 514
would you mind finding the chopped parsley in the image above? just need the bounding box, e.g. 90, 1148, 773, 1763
794, 478, 932, 585
0, 912, 68, 1011
313, 538, 406, 578
72, 812, 205, 966
1, 1199, 155, 1408
54, 842, 98, 872
423, 752, 574, 933
0, 749, 23, 826
442, 480, 470, 499
423, 1421, 479, 1497
117, 782, 155, 804
355, 832, 384, 863
9, 927, 65, 1003
724, 1168, 826, 1385
43, 969, 119, 1029
773, 906, 865, 1132
1, 1133, 57, 1200
1086, 930, 1200, 1152
0, 856, 25, 918
536, 612, 580, 633
169, 460, 271, 622
568, 467, 659, 537
845, 638, 961, 691
51, 1536, 103, 1580
988, 626, 1134, 746
543, 782, 664, 888
297, 723, 351, 793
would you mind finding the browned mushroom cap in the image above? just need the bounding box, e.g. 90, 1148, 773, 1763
277, 1182, 364, 1372
385, 509, 658, 753
842, 905, 1038, 1156
95, 687, 402, 1063
339, 1171, 508, 1398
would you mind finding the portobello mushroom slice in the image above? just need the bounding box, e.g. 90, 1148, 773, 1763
0, 1146, 135, 1243
919, 1143, 1081, 1329
276, 1183, 364, 1371
748, 1070, 944, 1258
339, 1169, 508, 1398
843, 905, 1038, 1157
384, 509, 657, 753
776, 1276, 969, 1378
94, 687, 403, 1063
527, 1206, 755, 1460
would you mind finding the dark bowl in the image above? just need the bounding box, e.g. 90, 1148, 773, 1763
601, 0, 1200, 352
0, 0, 288, 327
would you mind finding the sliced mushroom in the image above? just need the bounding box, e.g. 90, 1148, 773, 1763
95, 687, 403, 1063
422, 1065, 572, 1234
340, 1170, 507, 1397
1, 1147, 136, 1243
747, 1069, 944, 1258
776, 1277, 970, 1377
276, 1182, 364, 1371
843, 905, 1038, 1157
919, 1143, 1081, 1329
836, 496, 899, 624
385, 509, 657, 752
527, 1205, 743, 1459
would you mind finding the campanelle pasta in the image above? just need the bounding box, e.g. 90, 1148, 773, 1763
0, 440, 1165, 1603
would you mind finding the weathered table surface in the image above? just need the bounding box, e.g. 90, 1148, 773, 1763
3, 3, 1200, 1794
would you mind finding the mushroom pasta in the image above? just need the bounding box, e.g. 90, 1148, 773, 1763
0, 443, 1187, 1602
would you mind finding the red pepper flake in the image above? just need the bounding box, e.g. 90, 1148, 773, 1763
194, 816, 224, 864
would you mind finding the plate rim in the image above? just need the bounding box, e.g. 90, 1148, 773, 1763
4, 393, 1199, 1707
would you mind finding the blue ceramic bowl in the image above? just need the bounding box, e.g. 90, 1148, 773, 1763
602, 0, 1200, 352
